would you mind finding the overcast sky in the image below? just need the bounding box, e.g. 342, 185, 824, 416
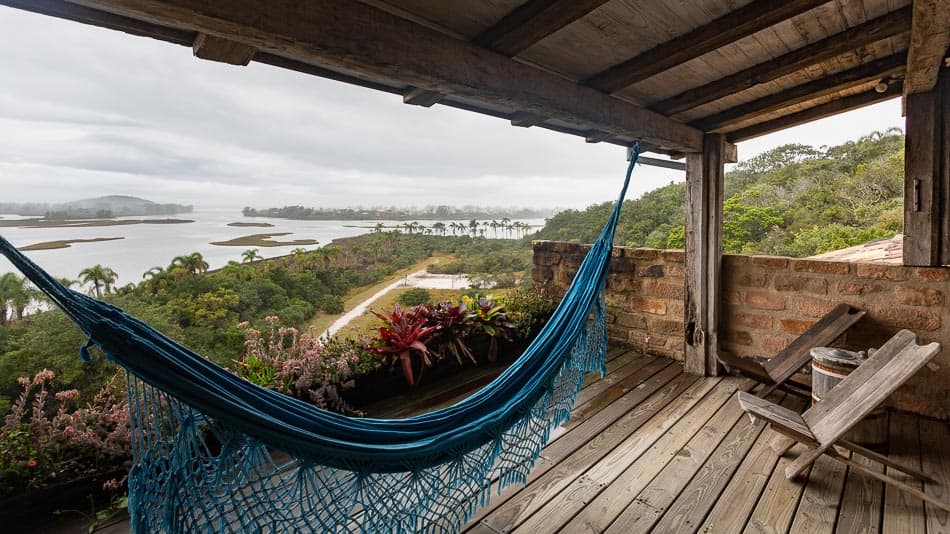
0, 7, 906, 210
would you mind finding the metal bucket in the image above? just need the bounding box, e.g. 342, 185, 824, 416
810, 347, 889, 450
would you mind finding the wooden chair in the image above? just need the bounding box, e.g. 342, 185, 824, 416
737, 329, 947, 512
719, 303, 865, 397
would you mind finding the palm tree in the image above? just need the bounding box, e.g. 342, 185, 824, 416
468, 219, 479, 238
242, 249, 261, 263
78, 265, 118, 298
374, 222, 385, 234
172, 252, 209, 276
0, 272, 34, 325
142, 266, 168, 294
432, 222, 446, 236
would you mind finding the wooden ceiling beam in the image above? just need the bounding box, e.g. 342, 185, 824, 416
725, 80, 904, 142
903, 0, 950, 95
652, 6, 912, 116
584, 0, 829, 93
472, 0, 610, 57
509, 111, 547, 127
192, 33, 255, 65
693, 52, 907, 131
402, 87, 443, 107
1, 0, 194, 45
62, 0, 705, 152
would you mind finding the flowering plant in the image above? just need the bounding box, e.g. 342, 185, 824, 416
0, 369, 130, 497
372, 305, 440, 386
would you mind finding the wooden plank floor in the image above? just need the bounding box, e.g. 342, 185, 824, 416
459, 348, 950, 534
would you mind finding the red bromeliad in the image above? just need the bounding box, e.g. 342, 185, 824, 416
372, 305, 441, 385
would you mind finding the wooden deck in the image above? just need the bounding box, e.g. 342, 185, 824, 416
425, 348, 950, 534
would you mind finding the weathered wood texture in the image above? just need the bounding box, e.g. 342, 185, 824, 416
457, 352, 950, 532
650, 6, 913, 116
904, 69, 948, 266
472, 0, 611, 57
904, 0, 950, 95
62, 0, 705, 152
685, 134, 725, 376
191, 33, 255, 65
583, 0, 829, 93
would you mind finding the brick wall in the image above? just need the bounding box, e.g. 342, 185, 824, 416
533, 241, 950, 419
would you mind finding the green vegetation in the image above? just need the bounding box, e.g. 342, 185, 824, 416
242, 205, 552, 221
210, 232, 319, 247
0, 195, 192, 218
535, 129, 905, 257
18, 237, 124, 251
398, 288, 432, 306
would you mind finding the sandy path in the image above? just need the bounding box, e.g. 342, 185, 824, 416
322, 271, 471, 338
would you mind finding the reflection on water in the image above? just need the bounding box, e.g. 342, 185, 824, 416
0, 209, 543, 287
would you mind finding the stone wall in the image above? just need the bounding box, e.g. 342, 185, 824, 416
532, 241, 950, 419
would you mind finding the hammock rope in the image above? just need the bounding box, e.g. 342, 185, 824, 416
0, 146, 640, 532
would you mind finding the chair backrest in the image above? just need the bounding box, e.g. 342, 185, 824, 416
803, 329, 940, 444
762, 303, 865, 383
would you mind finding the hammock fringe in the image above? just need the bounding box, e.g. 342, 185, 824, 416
0, 146, 640, 532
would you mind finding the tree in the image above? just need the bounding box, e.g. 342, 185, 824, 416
171, 252, 209, 276
242, 249, 261, 263
78, 265, 118, 297
432, 222, 446, 236
141, 266, 168, 294
0, 272, 34, 325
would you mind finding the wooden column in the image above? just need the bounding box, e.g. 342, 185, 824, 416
684, 134, 725, 376
903, 69, 949, 266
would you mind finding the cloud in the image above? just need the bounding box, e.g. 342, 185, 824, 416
0, 7, 904, 210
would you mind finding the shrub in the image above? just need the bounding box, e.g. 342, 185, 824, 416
319, 294, 345, 314
398, 288, 431, 306
503, 283, 557, 338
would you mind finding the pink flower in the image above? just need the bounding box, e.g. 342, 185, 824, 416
27, 460, 37, 468
56, 389, 80, 402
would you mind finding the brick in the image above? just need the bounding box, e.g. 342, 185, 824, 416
723, 330, 754, 346
627, 297, 667, 315
745, 291, 785, 310
660, 250, 685, 262
725, 291, 742, 305
609, 257, 636, 273
668, 300, 685, 317
728, 270, 770, 288
534, 251, 561, 266
531, 265, 553, 283
723, 255, 751, 268
836, 281, 883, 295
917, 267, 950, 282
665, 264, 685, 278
629, 330, 668, 348
874, 308, 941, 331
773, 275, 828, 295
605, 293, 628, 308
762, 335, 790, 354
779, 319, 816, 335
893, 286, 944, 307
733, 312, 773, 330
790, 259, 850, 275
555, 269, 576, 285
856, 263, 909, 281
789, 296, 838, 318
643, 280, 684, 299
638, 264, 665, 278
752, 256, 789, 268
647, 318, 683, 335
616, 311, 647, 329
630, 248, 659, 260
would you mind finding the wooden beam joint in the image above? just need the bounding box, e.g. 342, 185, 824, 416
192, 32, 255, 66
403, 87, 443, 107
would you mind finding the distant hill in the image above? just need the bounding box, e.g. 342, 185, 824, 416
534, 129, 904, 258
0, 195, 193, 218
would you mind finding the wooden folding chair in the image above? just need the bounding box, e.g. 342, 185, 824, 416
719, 303, 865, 397
737, 329, 946, 511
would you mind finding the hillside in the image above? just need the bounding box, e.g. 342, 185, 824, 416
0, 195, 193, 218
533, 129, 904, 258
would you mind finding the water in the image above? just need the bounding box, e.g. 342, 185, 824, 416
0, 209, 544, 287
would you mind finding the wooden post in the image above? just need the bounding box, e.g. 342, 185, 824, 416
903, 69, 948, 266
684, 134, 726, 376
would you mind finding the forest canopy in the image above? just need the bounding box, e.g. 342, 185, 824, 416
533, 129, 904, 257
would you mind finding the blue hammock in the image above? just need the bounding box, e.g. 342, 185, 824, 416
0, 147, 640, 532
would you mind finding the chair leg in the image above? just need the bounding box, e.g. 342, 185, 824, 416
824, 448, 950, 513
837, 439, 935, 483
769, 433, 796, 455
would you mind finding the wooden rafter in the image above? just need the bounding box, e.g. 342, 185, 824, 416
403, 87, 443, 107
49, 0, 704, 152
192, 33, 255, 65
693, 53, 907, 132
472, 0, 610, 57
583, 0, 829, 93
725, 80, 904, 142
904, 0, 950, 95
652, 6, 913, 116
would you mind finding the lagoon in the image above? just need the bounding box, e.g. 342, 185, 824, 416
0, 209, 543, 287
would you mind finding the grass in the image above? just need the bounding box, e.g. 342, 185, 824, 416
19, 237, 125, 251
306, 254, 453, 335
227, 222, 274, 227
336, 287, 470, 337
210, 232, 318, 247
